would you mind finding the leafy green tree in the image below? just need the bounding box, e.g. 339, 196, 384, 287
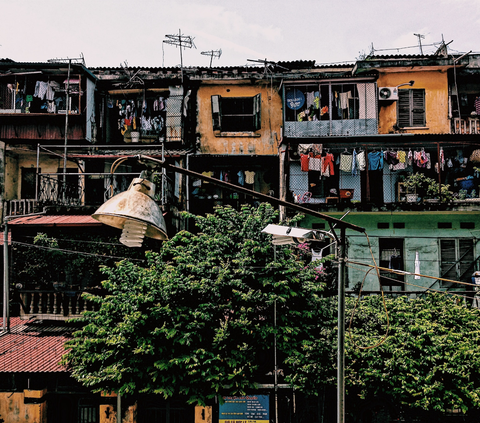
287, 293, 480, 416
63, 204, 332, 404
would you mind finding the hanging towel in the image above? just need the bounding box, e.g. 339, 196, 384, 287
415, 252, 420, 280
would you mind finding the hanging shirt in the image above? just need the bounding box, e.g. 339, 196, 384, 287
356, 151, 366, 171
368, 151, 384, 171
308, 154, 322, 171
475, 97, 480, 115
300, 153, 310, 172
237, 170, 245, 186
352, 149, 358, 176
245, 171, 255, 184
339, 153, 353, 173
321, 153, 335, 176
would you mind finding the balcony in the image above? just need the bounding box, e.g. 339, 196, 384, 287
284, 118, 378, 138
18, 289, 99, 320
452, 117, 480, 134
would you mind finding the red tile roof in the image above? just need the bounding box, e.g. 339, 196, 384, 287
8, 215, 101, 227
0, 317, 74, 373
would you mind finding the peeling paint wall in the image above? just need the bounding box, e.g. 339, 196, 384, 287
0, 391, 47, 423
377, 69, 450, 134
196, 82, 283, 155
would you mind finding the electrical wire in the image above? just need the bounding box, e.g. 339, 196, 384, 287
347, 232, 390, 350
11, 240, 146, 262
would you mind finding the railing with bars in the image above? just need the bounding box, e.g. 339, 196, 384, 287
288, 144, 480, 207
18, 290, 99, 320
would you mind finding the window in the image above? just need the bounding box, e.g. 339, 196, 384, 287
440, 238, 474, 288
211, 94, 261, 132
397, 88, 425, 127
379, 238, 404, 291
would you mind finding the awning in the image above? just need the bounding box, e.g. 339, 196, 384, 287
8, 215, 102, 227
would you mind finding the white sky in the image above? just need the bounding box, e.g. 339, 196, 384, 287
1, 0, 479, 68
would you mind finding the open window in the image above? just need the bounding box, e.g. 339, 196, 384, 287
211, 94, 261, 132
379, 238, 404, 291
397, 88, 425, 127
440, 238, 475, 288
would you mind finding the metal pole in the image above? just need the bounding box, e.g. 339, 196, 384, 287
337, 226, 346, 423
117, 393, 121, 423
2, 220, 9, 333
63, 59, 71, 203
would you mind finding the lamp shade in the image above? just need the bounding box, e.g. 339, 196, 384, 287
92, 177, 168, 245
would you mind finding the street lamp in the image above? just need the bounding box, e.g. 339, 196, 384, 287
92, 154, 365, 423
262, 222, 346, 423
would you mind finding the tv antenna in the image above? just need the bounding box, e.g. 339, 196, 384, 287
413, 33, 425, 55
163, 29, 196, 81
247, 58, 289, 76
47, 53, 85, 66
201, 49, 222, 68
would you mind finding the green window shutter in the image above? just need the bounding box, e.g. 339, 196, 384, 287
211, 95, 222, 131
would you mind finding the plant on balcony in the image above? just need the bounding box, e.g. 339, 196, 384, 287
404, 173, 453, 202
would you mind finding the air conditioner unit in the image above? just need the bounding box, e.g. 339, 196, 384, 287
378, 87, 399, 101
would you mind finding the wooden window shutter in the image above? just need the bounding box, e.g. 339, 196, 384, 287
397, 90, 411, 127
211, 95, 222, 131
253, 93, 261, 130
397, 89, 425, 127
411, 89, 425, 126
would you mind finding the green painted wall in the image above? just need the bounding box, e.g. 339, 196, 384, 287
302, 210, 480, 293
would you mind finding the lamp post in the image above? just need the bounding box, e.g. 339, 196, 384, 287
92, 155, 365, 423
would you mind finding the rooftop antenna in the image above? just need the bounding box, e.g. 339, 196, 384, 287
247, 58, 289, 76
201, 49, 222, 68
414, 33, 425, 55
163, 29, 196, 82
47, 53, 85, 66
47, 55, 85, 202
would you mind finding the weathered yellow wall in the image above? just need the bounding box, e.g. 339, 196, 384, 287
5, 151, 80, 200
196, 82, 282, 155
377, 69, 450, 134
195, 405, 212, 423
0, 390, 47, 423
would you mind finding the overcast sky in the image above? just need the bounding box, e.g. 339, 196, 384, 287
1, 0, 478, 69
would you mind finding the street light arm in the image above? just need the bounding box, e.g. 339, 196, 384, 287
134, 155, 365, 233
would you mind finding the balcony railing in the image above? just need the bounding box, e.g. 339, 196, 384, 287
453, 117, 480, 134
284, 118, 378, 138
18, 289, 98, 320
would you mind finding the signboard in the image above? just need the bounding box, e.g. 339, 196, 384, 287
220, 395, 269, 423
285, 89, 305, 110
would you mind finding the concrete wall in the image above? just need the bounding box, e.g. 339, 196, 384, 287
0, 390, 47, 423
196, 82, 282, 155
377, 69, 450, 134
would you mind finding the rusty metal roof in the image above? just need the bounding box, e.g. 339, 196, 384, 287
0, 318, 75, 373
8, 215, 101, 226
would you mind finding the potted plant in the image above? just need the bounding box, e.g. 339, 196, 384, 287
404, 173, 452, 203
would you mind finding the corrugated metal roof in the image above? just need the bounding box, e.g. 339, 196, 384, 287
69, 147, 193, 158
8, 215, 101, 226
0, 231, 12, 245
0, 318, 74, 373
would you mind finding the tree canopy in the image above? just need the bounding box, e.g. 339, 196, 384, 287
63, 203, 480, 416
63, 204, 332, 404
